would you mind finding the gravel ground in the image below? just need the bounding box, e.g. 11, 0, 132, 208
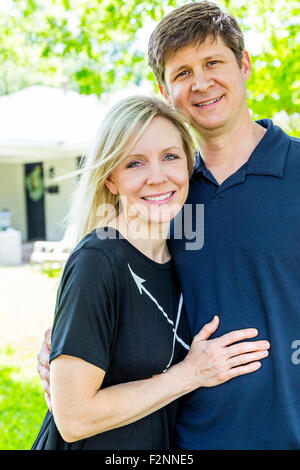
0, 264, 59, 378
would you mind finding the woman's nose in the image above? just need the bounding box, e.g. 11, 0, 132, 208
146, 163, 168, 185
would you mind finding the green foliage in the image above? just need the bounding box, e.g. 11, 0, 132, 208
0, 0, 299, 134
227, 0, 300, 136
43, 266, 63, 278
0, 364, 47, 450
0, 0, 180, 95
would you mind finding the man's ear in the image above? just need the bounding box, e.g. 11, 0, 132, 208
158, 84, 172, 106
241, 51, 251, 81
104, 175, 118, 195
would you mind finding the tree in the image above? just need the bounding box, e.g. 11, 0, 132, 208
227, 0, 300, 135
0, 0, 179, 95
0, 0, 299, 135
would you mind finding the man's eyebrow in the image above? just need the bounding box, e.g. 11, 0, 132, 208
169, 55, 224, 75
169, 65, 190, 76
203, 55, 216, 61
203, 54, 224, 61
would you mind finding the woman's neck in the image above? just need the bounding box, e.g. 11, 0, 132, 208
107, 214, 171, 264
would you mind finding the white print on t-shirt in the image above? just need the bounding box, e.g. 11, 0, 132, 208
128, 263, 189, 372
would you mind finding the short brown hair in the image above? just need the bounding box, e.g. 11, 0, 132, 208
148, 1, 245, 87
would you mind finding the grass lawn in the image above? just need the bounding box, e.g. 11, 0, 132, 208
0, 265, 59, 449
0, 360, 48, 450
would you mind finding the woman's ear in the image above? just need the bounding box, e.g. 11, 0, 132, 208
104, 175, 118, 195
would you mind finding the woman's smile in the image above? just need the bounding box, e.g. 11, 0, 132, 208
141, 190, 176, 205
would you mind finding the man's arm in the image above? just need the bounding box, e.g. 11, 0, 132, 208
37, 328, 52, 412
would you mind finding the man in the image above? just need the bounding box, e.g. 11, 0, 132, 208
37, 1, 300, 449
148, 1, 300, 449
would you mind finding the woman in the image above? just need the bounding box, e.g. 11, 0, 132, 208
33, 95, 270, 450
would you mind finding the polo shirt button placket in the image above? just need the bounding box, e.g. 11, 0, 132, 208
211, 188, 224, 204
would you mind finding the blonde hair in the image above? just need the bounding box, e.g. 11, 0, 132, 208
64, 95, 196, 247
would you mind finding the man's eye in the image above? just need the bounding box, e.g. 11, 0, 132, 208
176, 70, 189, 79
207, 61, 219, 66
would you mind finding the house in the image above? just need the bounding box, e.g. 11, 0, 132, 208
0, 84, 151, 243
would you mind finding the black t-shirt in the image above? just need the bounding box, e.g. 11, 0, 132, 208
32, 228, 191, 450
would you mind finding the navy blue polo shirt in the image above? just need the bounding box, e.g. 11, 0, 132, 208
169, 120, 300, 449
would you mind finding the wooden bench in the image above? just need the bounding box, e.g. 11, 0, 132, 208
30, 241, 71, 272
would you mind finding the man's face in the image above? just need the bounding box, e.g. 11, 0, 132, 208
162, 36, 251, 137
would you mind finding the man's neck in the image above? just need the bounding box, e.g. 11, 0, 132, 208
195, 115, 266, 185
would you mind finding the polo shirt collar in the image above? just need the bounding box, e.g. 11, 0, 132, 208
194, 119, 290, 180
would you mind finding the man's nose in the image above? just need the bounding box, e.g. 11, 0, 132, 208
191, 70, 213, 93
146, 163, 168, 185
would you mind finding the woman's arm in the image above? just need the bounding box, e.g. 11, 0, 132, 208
50, 316, 270, 443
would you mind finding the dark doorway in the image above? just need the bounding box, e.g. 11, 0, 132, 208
24, 162, 46, 241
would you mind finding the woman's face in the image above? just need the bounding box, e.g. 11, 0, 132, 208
105, 116, 189, 227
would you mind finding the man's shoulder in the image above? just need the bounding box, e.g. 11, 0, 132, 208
289, 135, 300, 146
286, 133, 300, 162
267, 120, 299, 148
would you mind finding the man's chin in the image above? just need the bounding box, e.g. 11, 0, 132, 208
191, 119, 227, 136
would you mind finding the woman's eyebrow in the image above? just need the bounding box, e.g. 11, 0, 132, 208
161, 146, 184, 152
127, 146, 183, 158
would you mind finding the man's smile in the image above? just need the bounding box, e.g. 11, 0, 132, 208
193, 95, 224, 108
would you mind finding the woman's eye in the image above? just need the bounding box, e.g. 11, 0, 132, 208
126, 161, 142, 168
164, 153, 179, 161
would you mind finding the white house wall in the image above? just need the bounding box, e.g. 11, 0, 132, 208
0, 163, 27, 240
44, 157, 78, 241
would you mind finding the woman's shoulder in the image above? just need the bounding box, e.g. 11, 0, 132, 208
57, 228, 127, 296
69, 227, 126, 269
